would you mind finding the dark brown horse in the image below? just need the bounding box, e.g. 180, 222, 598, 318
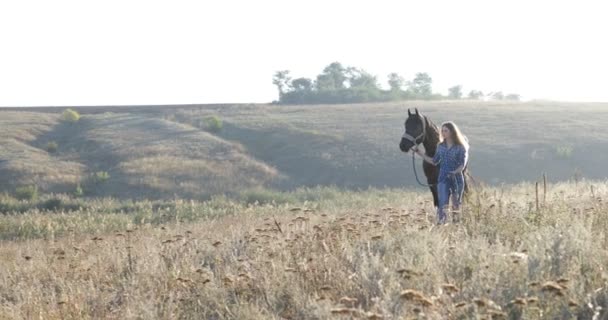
399, 109, 471, 208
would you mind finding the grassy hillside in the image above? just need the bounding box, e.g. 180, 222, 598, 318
2, 100, 608, 198
0, 181, 607, 319
168, 101, 608, 188
1, 111, 279, 199
0, 112, 84, 192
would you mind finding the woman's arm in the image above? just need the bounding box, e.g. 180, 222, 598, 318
450, 164, 465, 175
413, 147, 438, 165
450, 146, 468, 175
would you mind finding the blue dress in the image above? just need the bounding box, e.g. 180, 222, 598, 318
432, 143, 468, 223
433, 143, 468, 183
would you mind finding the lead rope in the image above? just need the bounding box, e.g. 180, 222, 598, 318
412, 150, 436, 187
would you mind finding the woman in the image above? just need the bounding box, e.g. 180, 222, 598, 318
413, 121, 469, 224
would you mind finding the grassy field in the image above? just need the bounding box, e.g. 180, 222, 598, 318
1, 102, 608, 319
3, 100, 608, 199
1, 181, 607, 319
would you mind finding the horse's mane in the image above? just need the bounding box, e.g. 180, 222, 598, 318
422, 115, 441, 155
424, 116, 440, 137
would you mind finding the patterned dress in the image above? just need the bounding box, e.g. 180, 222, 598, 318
432, 143, 468, 183
432, 142, 468, 223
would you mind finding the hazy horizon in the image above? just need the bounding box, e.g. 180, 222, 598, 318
1, 0, 607, 107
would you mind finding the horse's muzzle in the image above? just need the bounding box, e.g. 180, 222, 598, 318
399, 137, 414, 152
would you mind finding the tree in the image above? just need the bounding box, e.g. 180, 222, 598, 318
448, 85, 463, 99
274, 63, 504, 104
468, 90, 484, 100
491, 91, 504, 100
346, 67, 379, 90
291, 77, 313, 92
505, 93, 521, 101
272, 70, 292, 99
409, 72, 433, 98
282, 77, 315, 104
387, 73, 405, 91
316, 62, 347, 91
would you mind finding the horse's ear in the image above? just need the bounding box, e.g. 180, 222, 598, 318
415, 108, 420, 115
407, 109, 412, 117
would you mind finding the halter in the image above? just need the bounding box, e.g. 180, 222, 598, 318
402, 115, 427, 146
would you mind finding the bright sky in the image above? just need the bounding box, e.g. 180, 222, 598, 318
1, 0, 607, 106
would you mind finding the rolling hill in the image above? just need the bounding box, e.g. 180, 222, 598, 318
1, 100, 607, 199
0, 111, 279, 199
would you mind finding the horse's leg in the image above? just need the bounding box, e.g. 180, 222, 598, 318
430, 185, 439, 207
423, 161, 440, 207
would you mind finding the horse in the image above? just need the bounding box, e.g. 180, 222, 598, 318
399, 108, 471, 209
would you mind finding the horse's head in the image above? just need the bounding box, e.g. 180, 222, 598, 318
399, 108, 427, 152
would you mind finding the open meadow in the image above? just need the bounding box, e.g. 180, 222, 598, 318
1, 182, 608, 319
1, 102, 608, 319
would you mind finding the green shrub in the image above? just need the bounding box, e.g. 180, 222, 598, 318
92, 171, 110, 183
74, 184, 84, 197
238, 188, 297, 205
0, 194, 27, 213
199, 116, 223, 133
555, 146, 573, 158
39, 198, 62, 211
46, 141, 58, 153
291, 187, 340, 202
15, 185, 38, 201
62, 108, 80, 123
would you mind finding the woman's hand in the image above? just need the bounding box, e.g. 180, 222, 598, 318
414, 147, 437, 166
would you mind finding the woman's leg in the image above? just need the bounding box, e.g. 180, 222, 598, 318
437, 182, 450, 224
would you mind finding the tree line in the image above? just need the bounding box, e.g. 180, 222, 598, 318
273, 62, 521, 104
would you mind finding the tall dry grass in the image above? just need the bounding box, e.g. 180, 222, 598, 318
1, 181, 607, 319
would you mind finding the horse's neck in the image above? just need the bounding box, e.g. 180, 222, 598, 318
423, 137, 439, 156
422, 117, 440, 156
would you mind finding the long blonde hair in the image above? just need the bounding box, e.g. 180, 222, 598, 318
441, 121, 469, 150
